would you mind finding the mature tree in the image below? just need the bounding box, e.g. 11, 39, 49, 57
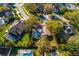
8, 16, 15, 23
59, 33, 79, 56
44, 4, 53, 14
59, 5, 68, 15
0, 38, 5, 46
63, 11, 79, 22
23, 3, 37, 14
46, 20, 62, 36
66, 34, 79, 56
63, 11, 79, 31
36, 36, 52, 56
0, 6, 8, 12
24, 16, 40, 31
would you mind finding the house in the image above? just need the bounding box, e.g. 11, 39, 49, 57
36, 24, 43, 33
58, 23, 75, 42
17, 49, 33, 56
0, 47, 12, 56
62, 24, 75, 36
4, 20, 25, 41
35, 5, 44, 13
64, 3, 75, 10
32, 24, 43, 40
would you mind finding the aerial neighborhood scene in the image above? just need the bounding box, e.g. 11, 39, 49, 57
0, 3, 79, 56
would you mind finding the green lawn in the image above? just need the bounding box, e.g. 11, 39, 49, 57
21, 34, 29, 41
15, 34, 30, 47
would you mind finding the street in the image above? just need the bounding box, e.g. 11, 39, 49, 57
15, 3, 29, 20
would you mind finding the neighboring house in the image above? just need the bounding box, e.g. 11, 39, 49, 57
35, 5, 44, 13
5, 11, 13, 17
32, 24, 43, 39
64, 3, 75, 10
17, 49, 33, 56
61, 24, 75, 36
38, 15, 46, 21
4, 20, 25, 41
53, 5, 60, 14
36, 24, 43, 33
58, 23, 75, 42
0, 18, 5, 29
32, 29, 41, 40
0, 47, 12, 56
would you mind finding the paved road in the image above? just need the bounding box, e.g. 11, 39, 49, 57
15, 3, 29, 20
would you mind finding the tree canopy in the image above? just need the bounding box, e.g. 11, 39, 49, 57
63, 11, 79, 31
46, 20, 62, 35
59, 33, 79, 56
23, 3, 37, 14
24, 16, 40, 31
36, 36, 52, 56
0, 6, 8, 12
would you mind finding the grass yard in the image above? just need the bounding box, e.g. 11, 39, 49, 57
21, 34, 29, 42
15, 34, 30, 47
